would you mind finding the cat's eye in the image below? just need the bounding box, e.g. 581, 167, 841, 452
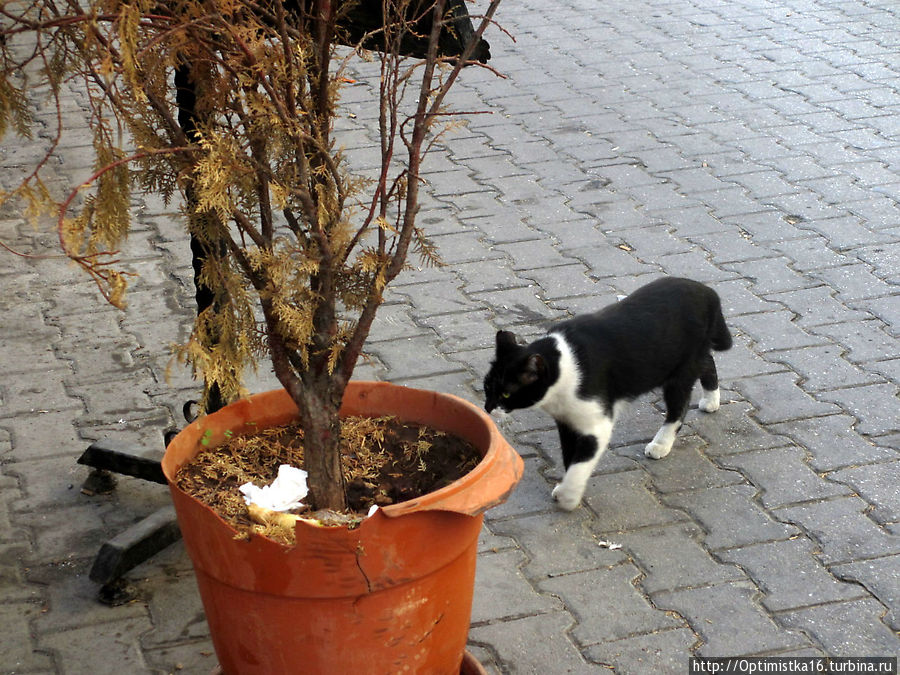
501, 392, 511, 399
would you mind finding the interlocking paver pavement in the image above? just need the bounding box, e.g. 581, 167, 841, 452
1, 0, 898, 672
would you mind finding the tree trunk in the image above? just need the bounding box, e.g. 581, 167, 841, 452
297, 382, 346, 511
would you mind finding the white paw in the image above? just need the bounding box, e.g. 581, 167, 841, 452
644, 441, 672, 459
552, 483, 582, 511
698, 389, 720, 413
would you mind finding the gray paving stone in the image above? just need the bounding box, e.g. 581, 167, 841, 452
564, 243, 655, 280
484, 456, 560, 521
389, 369, 475, 399
810, 319, 899, 366
656, 249, 737, 283
38, 615, 154, 675
432, 191, 509, 225
613, 225, 695, 260
775, 496, 900, 565
469, 612, 594, 675
141, 557, 211, 645
489, 510, 628, 581
768, 344, 884, 391
811, 263, 897, 302
29, 491, 163, 562
29, 559, 148, 634
658, 205, 732, 236
663, 484, 800, 550
852, 295, 900, 332
697, 401, 793, 457
831, 555, 900, 631
766, 155, 838, 183
867, 358, 900, 384
451, 260, 533, 295
489, 175, 554, 207
0, 411, 87, 463
472, 286, 561, 328
423, 229, 502, 266
769, 414, 896, 472
522, 264, 608, 302
727, 310, 827, 353
626, 183, 699, 214
799, 214, 897, 250
719, 446, 851, 509
728, 170, 804, 200
766, 286, 868, 329
492, 239, 571, 271
852, 242, 900, 283
731, 372, 840, 425
724, 257, 818, 296
847, 195, 897, 232
539, 563, 683, 645
471, 549, 561, 624
660, 167, 734, 195
652, 582, 810, 656
718, 210, 809, 244
1, 602, 56, 673
393, 278, 474, 318
687, 229, 776, 265
778, 598, 900, 655
638, 435, 746, 494
8, 457, 93, 513
366, 302, 428, 344
718, 538, 867, 612
584, 470, 689, 534
1, 337, 66, 375
584, 628, 698, 674
0, 542, 41, 603
714, 340, 787, 389
708, 278, 782, 317
142, 642, 219, 675
816, 383, 900, 437
70, 373, 162, 425
0, 372, 83, 418
530, 218, 608, 252
828, 461, 900, 524
618, 522, 745, 594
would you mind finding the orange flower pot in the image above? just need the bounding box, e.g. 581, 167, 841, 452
162, 381, 523, 675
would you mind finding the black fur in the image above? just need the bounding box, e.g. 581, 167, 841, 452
483, 277, 732, 508
485, 277, 731, 419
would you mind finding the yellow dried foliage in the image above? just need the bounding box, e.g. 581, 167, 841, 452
1, 0, 504, 509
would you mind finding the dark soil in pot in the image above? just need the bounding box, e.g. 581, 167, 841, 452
174, 415, 482, 544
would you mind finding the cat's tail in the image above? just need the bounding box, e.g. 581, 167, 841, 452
710, 301, 733, 352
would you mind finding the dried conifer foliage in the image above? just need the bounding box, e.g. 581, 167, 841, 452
175, 416, 481, 544
1, 0, 503, 512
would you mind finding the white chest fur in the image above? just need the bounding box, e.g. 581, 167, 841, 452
535, 334, 612, 434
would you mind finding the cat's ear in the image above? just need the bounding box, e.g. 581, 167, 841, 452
521, 354, 546, 385
495, 330, 519, 355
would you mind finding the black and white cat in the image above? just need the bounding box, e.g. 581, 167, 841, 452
483, 277, 732, 510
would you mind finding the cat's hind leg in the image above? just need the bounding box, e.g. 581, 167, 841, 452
645, 374, 694, 459
552, 420, 612, 510
697, 351, 720, 413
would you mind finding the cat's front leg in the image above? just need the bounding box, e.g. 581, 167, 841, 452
644, 421, 681, 459
552, 420, 612, 510
552, 465, 594, 511
698, 387, 720, 413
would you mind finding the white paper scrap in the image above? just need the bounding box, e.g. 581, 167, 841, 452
239, 464, 309, 512
367, 504, 379, 518
597, 539, 623, 550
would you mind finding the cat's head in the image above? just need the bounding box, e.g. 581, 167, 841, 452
484, 330, 550, 413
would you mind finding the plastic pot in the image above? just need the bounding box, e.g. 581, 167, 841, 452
162, 381, 523, 675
